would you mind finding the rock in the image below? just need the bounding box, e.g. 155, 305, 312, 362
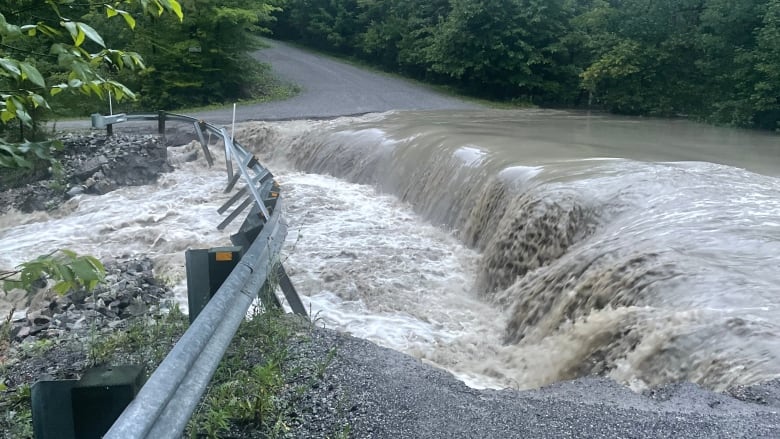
32, 315, 52, 326
14, 326, 31, 340
29, 323, 50, 336
74, 155, 109, 179
126, 300, 148, 317
1, 133, 173, 214
66, 186, 84, 198
92, 178, 117, 195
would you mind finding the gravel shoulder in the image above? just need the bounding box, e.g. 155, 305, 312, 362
294, 326, 780, 439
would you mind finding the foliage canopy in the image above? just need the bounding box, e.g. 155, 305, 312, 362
274, 0, 780, 129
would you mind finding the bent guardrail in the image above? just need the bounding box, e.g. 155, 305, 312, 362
89, 111, 306, 438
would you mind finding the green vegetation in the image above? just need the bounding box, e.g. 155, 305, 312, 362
84, 0, 288, 111
0, 305, 190, 437
1, 0, 291, 173
0, 249, 105, 296
0, 303, 342, 438
273, 0, 780, 129
188, 310, 335, 438
0, 0, 183, 136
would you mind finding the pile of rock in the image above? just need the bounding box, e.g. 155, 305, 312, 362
0, 133, 172, 214
10, 257, 173, 343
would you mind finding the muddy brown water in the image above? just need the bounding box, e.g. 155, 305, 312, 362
236, 109, 780, 391
2, 108, 778, 391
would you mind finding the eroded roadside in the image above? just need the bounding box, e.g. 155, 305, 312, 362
5, 41, 780, 437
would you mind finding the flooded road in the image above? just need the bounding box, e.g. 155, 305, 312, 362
3, 108, 780, 392
236, 109, 780, 391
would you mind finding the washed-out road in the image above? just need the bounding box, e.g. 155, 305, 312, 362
63, 39, 780, 438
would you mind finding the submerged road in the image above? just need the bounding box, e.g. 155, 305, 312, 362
59, 40, 780, 437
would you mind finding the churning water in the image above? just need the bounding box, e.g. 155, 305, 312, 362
2, 109, 780, 391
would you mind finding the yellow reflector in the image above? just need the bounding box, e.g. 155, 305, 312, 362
215, 252, 233, 262
270, 192, 279, 198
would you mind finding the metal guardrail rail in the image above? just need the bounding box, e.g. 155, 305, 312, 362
91, 111, 306, 438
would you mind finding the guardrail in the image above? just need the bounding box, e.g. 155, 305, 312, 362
90, 111, 306, 438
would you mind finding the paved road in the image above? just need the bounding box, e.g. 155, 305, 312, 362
58, 39, 475, 130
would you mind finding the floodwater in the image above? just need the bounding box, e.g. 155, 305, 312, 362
2, 109, 780, 391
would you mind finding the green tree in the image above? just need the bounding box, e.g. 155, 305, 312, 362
274, 0, 360, 53
576, 0, 708, 116
355, 0, 450, 77
0, 0, 183, 168
96, 0, 285, 109
1, 249, 105, 295
426, 0, 574, 101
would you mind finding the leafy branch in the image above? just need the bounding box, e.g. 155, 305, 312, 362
0, 0, 183, 130
1, 249, 106, 295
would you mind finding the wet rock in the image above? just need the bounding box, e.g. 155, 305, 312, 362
91, 178, 117, 195
14, 326, 31, 340
0, 133, 173, 214
74, 155, 109, 179
66, 186, 84, 198
9, 257, 174, 342
32, 314, 52, 326
29, 323, 50, 336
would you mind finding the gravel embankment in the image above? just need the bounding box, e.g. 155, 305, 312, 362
289, 327, 780, 438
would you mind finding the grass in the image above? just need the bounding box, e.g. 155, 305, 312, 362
86, 304, 190, 368
174, 78, 301, 115
0, 300, 343, 438
0, 304, 190, 438
187, 308, 338, 439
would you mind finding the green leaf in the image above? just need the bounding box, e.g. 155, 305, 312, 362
0, 13, 22, 38
30, 93, 49, 109
53, 281, 71, 295
59, 249, 78, 259
37, 23, 59, 37
20, 24, 36, 36
167, 0, 184, 22
2, 280, 23, 291
106, 6, 119, 18
119, 11, 136, 30
0, 58, 20, 77
77, 22, 105, 48
62, 21, 79, 44
71, 259, 102, 282
19, 62, 45, 88
0, 109, 14, 124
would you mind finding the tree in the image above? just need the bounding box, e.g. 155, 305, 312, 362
0, 0, 183, 168
102, 0, 284, 109
426, 0, 574, 101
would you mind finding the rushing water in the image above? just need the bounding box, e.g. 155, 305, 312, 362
2, 109, 779, 391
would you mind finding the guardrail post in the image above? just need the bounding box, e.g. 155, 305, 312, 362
157, 110, 166, 135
